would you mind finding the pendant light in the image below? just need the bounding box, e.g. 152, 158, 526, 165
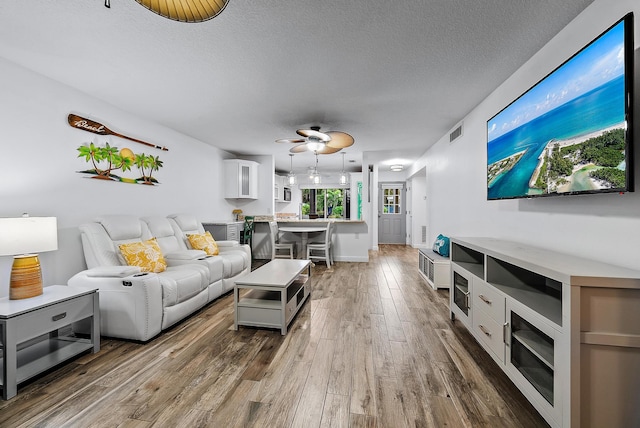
287, 154, 296, 185
310, 152, 321, 184
339, 152, 349, 185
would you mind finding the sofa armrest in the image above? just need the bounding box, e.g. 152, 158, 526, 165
217, 240, 239, 248
84, 266, 141, 277
164, 250, 207, 260
68, 270, 163, 341
219, 243, 250, 256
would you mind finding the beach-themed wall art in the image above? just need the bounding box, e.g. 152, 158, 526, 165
69, 113, 167, 185
76, 142, 163, 185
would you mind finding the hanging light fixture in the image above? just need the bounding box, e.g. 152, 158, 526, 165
310, 152, 321, 184
287, 154, 296, 185
133, 0, 230, 23
339, 152, 349, 185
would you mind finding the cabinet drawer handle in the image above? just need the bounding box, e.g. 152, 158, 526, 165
52, 312, 67, 322
503, 322, 510, 345
479, 324, 491, 337
479, 294, 492, 305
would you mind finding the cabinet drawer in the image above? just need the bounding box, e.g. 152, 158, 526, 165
473, 308, 505, 363
227, 225, 239, 241
15, 293, 95, 343
472, 279, 505, 322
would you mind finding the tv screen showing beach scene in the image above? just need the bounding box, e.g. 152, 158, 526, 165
487, 14, 634, 200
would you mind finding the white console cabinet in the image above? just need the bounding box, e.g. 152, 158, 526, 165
450, 237, 640, 428
224, 159, 258, 199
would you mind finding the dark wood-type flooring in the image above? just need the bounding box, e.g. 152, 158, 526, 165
0, 245, 548, 427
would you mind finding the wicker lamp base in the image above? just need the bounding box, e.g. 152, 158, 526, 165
9, 254, 44, 300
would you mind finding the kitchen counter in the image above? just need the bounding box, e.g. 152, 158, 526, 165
251, 219, 368, 262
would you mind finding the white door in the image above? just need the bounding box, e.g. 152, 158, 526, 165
378, 183, 406, 244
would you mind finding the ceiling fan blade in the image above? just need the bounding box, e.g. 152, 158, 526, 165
297, 129, 331, 141
316, 145, 342, 154
325, 131, 354, 149
290, 145, 309, 153
276, 138, 306, 144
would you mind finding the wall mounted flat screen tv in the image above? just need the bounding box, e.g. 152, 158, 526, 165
487, 13, 634, 200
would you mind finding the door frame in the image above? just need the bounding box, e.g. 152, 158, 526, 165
378, 182, 407, 244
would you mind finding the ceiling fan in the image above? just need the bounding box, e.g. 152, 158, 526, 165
276, 126, 354, 154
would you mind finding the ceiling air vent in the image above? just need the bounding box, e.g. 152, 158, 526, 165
449, 122, 463, 143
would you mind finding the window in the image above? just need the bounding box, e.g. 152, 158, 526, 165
383, 188, 401, 214
302, 188, 349, 219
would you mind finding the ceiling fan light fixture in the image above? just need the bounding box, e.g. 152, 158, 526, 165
390, 164, 404, 172
306, 138, 326, 152
134, 0, 229, 23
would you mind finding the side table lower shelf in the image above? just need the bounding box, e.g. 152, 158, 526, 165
0, 336, 94, 387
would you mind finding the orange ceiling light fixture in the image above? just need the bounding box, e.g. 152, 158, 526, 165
134, 0, 230, 23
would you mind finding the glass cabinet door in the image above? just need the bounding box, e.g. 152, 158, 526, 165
509, 311, 554, 404
453, 270, 470, 316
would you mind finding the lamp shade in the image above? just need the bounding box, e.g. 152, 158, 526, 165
0, 217, 58, 256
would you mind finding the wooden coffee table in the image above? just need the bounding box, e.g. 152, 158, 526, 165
233, 259, 311, 335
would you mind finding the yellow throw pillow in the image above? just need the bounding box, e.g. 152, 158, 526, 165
119, 238, 167, 273
187, 231, 219, 256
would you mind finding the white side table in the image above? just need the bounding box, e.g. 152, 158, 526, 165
0, 285, 100, 400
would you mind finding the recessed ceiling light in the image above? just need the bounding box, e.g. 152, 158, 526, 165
390, 164, 403, 172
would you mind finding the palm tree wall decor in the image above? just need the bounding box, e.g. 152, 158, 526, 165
76, 142, 164, 185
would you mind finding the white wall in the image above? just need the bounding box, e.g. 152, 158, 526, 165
422, 0, 640, 270
0, 58, 251, 297
409, 170, 427, 248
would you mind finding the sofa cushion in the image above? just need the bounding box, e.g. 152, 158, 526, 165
220, 251, 247, 277
97, 215, 145, 241
119, 238, 167, 273
187, 231, 219, 256
159, 266, 209, 307
142, 216, 185, 254
169, 213, 202, 235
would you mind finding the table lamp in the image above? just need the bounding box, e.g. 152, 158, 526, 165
0, 215, 58, 300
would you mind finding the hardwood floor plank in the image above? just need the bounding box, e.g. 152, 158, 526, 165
370, 313, 396, 379
381, 297, 406, 342
320, 393, 350, 428
203, 380, 261, 428
389, 340, 434, 427
349, 413, 378, 428
375, 376, 409, 428
321, 297, 347, 340
389, 288, 413, 323
291, 337, 337, 427
327, 320, 355, 396
350, 327, 376, 416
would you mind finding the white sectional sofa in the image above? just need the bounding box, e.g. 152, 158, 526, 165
68, 214, 250, 341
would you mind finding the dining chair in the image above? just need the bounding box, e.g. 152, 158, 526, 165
268, 221, 296, 259
306, 221, 333, 268
241, 216, 255, 250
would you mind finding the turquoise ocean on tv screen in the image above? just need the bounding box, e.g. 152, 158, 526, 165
487, 75, 625, 199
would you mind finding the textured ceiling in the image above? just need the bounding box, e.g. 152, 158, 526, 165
0, 0, 595, 174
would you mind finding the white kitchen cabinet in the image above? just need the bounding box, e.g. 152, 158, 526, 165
225, 159, 258, 199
